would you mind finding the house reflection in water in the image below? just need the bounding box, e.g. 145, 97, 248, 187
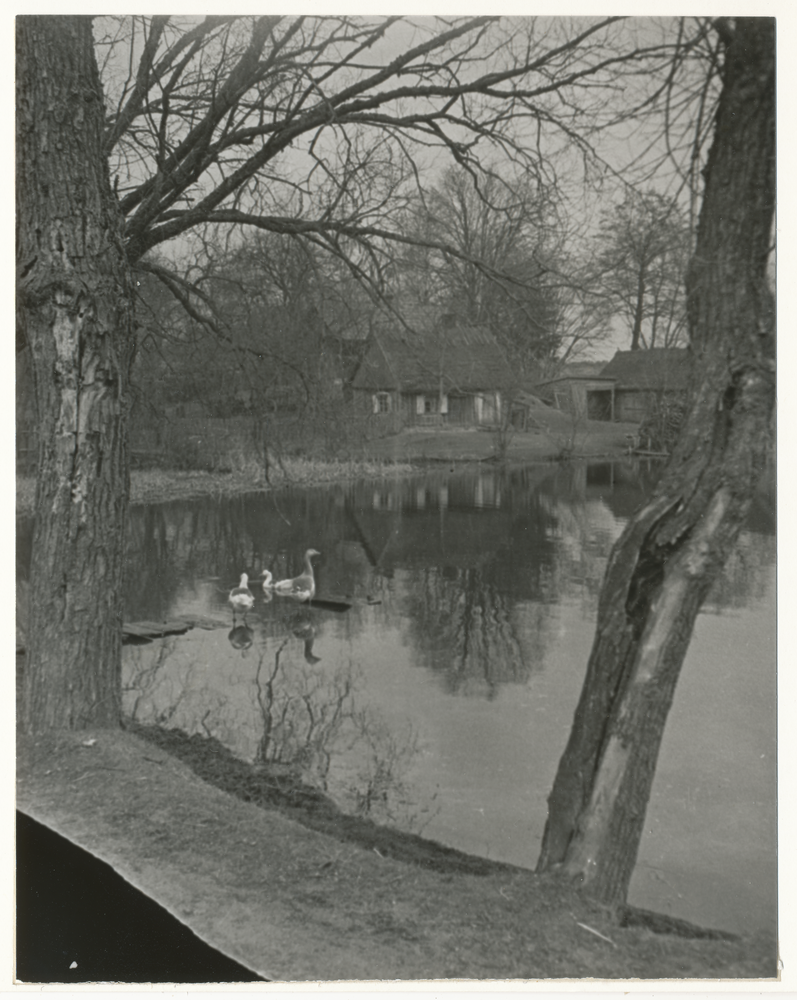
345, 468, 562, 696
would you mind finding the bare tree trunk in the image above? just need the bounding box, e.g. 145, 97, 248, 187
17, 16, 135, 731
630, 268, 646, 350
536, 17, 775, 905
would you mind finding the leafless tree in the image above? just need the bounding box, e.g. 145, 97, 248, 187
21, 14, 699, 731
395, 167, 563, 371
589, 190, 691, 350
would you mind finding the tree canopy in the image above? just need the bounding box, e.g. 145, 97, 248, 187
591, 191, 690, 350
91, 17, 718, 282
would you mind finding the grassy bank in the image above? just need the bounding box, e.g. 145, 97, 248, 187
17, 416, 643, 518
16, 455, 415, 518
18, 728, 776, 981
363, 417, 641, 465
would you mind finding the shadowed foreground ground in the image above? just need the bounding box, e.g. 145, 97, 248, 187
16, 812, 266, 983
16, 728, 776, 983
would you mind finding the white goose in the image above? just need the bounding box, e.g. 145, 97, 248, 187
228, 573, 255, 620
271, 549, 320, 602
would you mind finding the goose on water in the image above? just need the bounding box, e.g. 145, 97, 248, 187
271, 549, 320, 602
229, 573, 255, 620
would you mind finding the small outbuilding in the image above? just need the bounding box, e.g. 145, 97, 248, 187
599, 348, 689, 423
533, 362, 617, 421
535, 348, 690, 423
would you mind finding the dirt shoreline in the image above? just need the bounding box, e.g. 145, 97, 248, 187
17, 425, 777, 981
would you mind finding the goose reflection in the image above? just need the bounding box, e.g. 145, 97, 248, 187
292, 622, 322, 665
228, 623, 254, 653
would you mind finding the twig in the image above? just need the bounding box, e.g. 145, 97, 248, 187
72, 766, 124, 782
575, 919, 617, 948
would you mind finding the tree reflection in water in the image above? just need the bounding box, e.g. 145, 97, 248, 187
123, 624, 438, 834
401, 566, 546, 697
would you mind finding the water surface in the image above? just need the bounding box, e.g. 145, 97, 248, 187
18, 460, 776, 933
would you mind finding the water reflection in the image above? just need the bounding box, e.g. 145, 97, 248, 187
124, 611, 433, 833
228, 624, 254, 652
400, 567, 542, 697
16, 459, 776, 933
292, 623, 322, 665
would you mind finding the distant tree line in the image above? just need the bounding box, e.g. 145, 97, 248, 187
125, 167, 692, 438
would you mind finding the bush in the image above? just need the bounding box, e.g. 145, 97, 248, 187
637, 396, 686, 454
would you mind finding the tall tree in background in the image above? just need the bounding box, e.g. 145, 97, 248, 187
593, 191, 691, 351
398, 168, 563, 371
536, 17, 775, 905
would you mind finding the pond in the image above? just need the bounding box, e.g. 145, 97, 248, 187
18, 459, 776, 935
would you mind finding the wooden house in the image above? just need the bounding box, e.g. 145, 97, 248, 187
598, 348, 689, 423
349, 311, 515, 428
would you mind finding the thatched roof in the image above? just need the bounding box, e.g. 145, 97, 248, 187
599, 348, 690, 390
562, 361, 611, 379
533, 361, 615, 390
350, 310, 513, 393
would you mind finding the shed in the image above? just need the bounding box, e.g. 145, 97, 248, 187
599, 348, 689, 423
534, 362, 616, 421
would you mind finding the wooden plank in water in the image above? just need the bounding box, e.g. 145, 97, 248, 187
309, 596, 353, 612
122, 620, 192, 641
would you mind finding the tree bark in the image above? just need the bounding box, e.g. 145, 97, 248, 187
629, 267, 646, 350
536, 18, 775, 905
17, 16, 135, 731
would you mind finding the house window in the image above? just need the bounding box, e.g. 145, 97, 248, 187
416, 394, 448, 415
373, 392, 391, 414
